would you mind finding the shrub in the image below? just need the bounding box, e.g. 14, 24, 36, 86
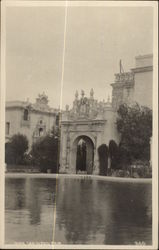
118, 142, 131, 170
30, 134, 59, 173
23, 153, 33, 166
128, 161, 151, 178
98, 144, 109, 176
108, 140, 120, 170
117, 103, 152, 165
5, 133, 29, 165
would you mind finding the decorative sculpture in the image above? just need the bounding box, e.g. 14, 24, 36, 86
65, 104, 69, 111
75, 90, 78, 99
81, 90, 85, 98
90, 88, 94, 98
64, 89, 112, 120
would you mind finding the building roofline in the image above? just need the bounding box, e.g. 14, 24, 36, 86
135, 54, 153, 60
6, 106, 58, 116
131, 65, 153, 73
5, 101, 59, 115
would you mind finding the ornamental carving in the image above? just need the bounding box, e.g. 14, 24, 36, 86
33, 118, 46, 139
115, 72, 134, 83
112, 72, 134, 110
63, 89, 112, 121
33, 92, 50, 111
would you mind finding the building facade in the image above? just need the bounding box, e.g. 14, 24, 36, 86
59, 54, 153, 174
111, 54, 153, 110
5, 54, 153, 173
132, 54, 153, 109
60, 89, 119, 174
5, 92, 59, 147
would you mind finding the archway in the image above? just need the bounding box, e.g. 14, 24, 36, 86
72, 135, 94, 174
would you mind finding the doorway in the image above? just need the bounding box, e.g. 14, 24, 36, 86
74, 136, 94, 174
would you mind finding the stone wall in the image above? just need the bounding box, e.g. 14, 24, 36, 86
132, 54, 153, 109
60, 90, 119, 174
5, 93, 58, 147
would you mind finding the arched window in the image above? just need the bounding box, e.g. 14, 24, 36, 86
39, 128, 43, 136
24, 109, 29, 121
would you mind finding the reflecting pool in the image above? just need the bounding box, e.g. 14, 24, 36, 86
5, 175, 152, 245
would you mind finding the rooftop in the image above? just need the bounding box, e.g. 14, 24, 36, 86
6, 93, 59, 114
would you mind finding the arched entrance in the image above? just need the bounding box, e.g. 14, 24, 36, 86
72, 135, 94, 174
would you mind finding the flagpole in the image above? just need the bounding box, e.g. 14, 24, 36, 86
119, 59, 121, 73
60, 0, 68, 111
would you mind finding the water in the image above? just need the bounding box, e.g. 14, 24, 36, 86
5, 175, 152, 245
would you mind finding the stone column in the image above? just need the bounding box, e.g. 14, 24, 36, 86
93, 148, 99, 175
59, 130, 67, 173
93, 135, 99, 175
67, 136, 77, 174
65, 134, 70, 169
65, 133, 75, 174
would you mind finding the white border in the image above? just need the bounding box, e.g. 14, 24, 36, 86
0, 1, 6, 248
0, 1, 158, 249
2, 0, 158, 7
152, 3, 158, 249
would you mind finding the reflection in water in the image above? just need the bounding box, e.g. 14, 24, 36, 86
5, 177, 56, 243
54, 179, 152, 245
5, 176, 152, 245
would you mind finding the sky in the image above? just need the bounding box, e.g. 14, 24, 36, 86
6, 4, 153, 109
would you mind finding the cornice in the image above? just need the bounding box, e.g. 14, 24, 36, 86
61, 119, 107, 125
111, 81, 134, 88
6, 105, 57, 116
131, 66, 153, 73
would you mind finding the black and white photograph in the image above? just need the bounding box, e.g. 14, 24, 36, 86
0, 0, 158, 249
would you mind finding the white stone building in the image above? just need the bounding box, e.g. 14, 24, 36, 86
5, 92, 59, 147
60, 54, 153, 174
111, 54, 153, 110
5, 54, 153, 173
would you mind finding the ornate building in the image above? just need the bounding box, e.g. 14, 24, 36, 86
5, 92, 59, 147
5, 54, 153, 173
60, 89, 119, 174
111, 72, 134, 110
111, 54, 153, 110
59, 54, 153, 174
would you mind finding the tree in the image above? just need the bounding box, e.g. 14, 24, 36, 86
98, 144, 109, 176
31, 127, 60, 173
116, 103, 152, 165
5, 133, 29, 165
108, 140, 120, 170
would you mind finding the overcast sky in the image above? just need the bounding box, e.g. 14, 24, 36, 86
6, 5, 153, 109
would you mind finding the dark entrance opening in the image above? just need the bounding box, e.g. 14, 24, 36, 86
75, 136, 94, 174
76, 139, 86, 172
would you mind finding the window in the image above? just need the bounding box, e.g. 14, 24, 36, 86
40, 120, 43, 124
56, 114, 59, 126
24, 109, 29, 121
39, 128, 43, 136
6, 122, 10, 135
